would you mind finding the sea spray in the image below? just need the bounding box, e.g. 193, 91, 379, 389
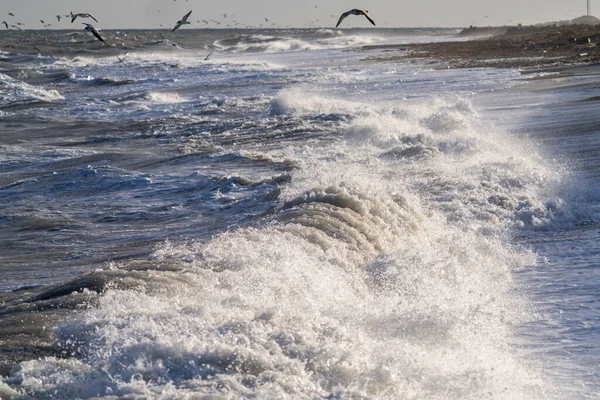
3, 90, 565, 398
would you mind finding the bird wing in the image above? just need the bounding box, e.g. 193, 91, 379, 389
71, 14, 78, 23
182, 10, 192, 22
335, 11, 350, 28
91, 28, 105, 43
172, 22, 182, 32
89, 14, 98, 23
361, 10, 376, 26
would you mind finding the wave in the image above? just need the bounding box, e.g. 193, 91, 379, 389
1, 181, 550, 398
0, 165, 152, 199
112, 90, 185, 105
143, 39, 186, 50
0, 72, 63, 109
214, 33, 321, 53
1, 85, 574, 398
69, 75, 137, 86
213, 31, 388, 53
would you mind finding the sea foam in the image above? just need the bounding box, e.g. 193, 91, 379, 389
2, 88, 566, 398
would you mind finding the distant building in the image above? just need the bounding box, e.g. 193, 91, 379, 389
571, 15, 600, 25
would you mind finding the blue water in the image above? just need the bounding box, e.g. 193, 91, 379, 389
0, 28, 598, 399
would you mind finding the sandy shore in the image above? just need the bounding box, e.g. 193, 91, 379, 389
361, 24, 600, 70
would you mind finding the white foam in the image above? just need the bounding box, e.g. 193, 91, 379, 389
0, 72, 63, 107
144, 91, 184, 104
214, 32, 390, 54
2, 57, 575, 398
269, 86, 374, 117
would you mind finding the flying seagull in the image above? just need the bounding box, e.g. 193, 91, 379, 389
2, 21, 8, 29
116, 52, 129, 62
83, 23, 105, 43
71, 12, 98, 23
172, 10, 192, 32
8, 12, 14, 17
335, 9, 376, 27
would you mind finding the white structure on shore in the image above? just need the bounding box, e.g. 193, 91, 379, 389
571, 14, 600, 24
588, 0, 591, 16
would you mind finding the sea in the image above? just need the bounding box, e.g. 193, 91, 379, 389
0, 27, 598, 399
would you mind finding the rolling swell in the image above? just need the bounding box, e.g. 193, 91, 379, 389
0, 72, 63, 109
0, 183, 415, 390
0, 174, 546, 398
70, 76, 137, 86
275, 186, 418, 258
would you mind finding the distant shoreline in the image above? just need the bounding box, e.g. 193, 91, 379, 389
362, 23, 600, 69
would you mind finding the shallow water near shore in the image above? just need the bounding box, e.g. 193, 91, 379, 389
479, 69, 600, 396
0, 28, 599, 399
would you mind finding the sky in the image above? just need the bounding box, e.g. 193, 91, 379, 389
0, 0, 591, 30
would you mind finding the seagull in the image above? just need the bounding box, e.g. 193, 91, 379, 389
335, 9, 376, 27
82, 23, 105, 43
56, 15, 62, 21
172, 10, 192, 31
2, 21, 8, 29
8, 12, 14, 17
116, 52, 129, 62
71, 12, 98, 23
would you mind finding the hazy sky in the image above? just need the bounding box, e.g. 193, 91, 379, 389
0, 0, 590, 29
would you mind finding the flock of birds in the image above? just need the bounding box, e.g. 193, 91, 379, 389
1, 8, 376, 45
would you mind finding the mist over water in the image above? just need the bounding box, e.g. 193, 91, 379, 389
0, 28, 598, 399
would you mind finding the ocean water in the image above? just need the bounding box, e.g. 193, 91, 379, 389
0, 28, 598, 399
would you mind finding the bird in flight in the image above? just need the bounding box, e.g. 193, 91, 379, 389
2, 21, 8, 29
83, 23, 105, 43
71, 12, 98, 23
116, 52, 130, 62
172, 10, 192, 32
335, 9, 376, 27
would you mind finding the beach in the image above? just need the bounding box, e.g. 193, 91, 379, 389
361, 23, 600, 69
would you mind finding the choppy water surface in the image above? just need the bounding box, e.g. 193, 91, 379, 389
0, 28, 598, 399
